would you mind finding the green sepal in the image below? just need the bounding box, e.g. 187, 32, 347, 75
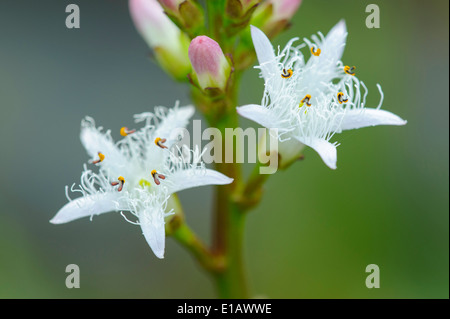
179, 0, 205, 37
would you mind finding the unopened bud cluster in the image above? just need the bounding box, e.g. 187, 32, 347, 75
128, 0, 301, 92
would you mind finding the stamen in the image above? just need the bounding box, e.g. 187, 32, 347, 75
344, 65, 356, 76
337, 92, 348, 104
281, 68, 293, 79
120, 127, 136, 137
151, 169, 166, 186
92, 152, 105, 164
111, 176, 125, 192
155, 137, 168, 149
299, 94, 312, 107
310, 46, 321, 56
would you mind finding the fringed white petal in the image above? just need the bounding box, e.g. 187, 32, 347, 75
340, 108, 407, 131
301, 20, 348, 96
298, 137, 337, 170
322, 20, 348, 63
250, 25, 279, 80
80, 117, 129, 177
166, 169, 233, 194
236, 104, 275, 129
152, 105, 195, 144
139, 208, 166, 259
50, 192, 118, 224
251, 25, 276, 65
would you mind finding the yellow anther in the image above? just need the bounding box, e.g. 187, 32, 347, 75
120, 127, 136, 137
151, 170, 165, 186
310, 46, 321, 56
299, 94, 312, 108
155, 137, 167, 149
111, 176, 125, 192
92, 152, 105, 164
281, 68, 293, 79
344, 65, 356, 76
337, 92, 348, 104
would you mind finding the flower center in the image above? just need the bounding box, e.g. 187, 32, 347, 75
139, 178, 151, 188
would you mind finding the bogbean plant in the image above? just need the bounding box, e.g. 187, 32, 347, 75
52, 0, 406, 298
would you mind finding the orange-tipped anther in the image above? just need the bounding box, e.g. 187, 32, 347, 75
281, 68, 293, 79
111, 176, 125, 192
151, 169, 166, 186
299, 94, 312, 107
92, 152, 105, 164
337, 92, 348, 104
344, 65, 356, 76
311, 46, 321, 56
120, 127, 136, 137
155, 137, 167, 149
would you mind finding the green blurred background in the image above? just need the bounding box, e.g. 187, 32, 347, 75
0, 0, 448, 298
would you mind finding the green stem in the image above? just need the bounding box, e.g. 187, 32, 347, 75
207, 78, 250, 298
211, 140, 247, 298
237, 160, 271, 210
206, 0, 225, 41
172, 222, 222, 273
188, 51, 268, 297
215, 161, 272, 298
214, 202, 248, 298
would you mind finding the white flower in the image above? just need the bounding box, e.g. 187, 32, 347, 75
50, 104, 233, 259
237, 21, 407, 169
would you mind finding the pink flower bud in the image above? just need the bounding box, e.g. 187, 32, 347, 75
251, 0, 302, 38
188, 36, 231, 90
129, 0, 178, 49
129, 0, 191, 80
272, 0, 302, 20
